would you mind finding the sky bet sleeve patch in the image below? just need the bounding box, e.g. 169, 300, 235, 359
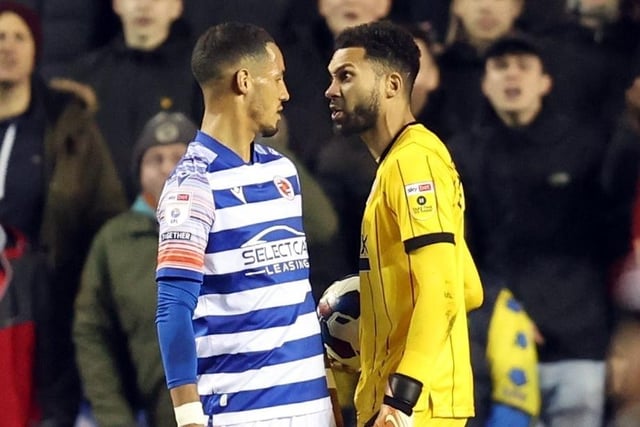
404, 181, 435, 221
163, 192, 193, 227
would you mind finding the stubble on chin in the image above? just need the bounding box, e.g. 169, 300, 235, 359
0, 80, 17, 91
332, 123, 355, 137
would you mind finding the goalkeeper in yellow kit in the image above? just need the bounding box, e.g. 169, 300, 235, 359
325, 21, 483, 427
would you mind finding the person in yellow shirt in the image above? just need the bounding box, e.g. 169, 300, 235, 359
325, 20, 483, 427
468, 275, 540, 427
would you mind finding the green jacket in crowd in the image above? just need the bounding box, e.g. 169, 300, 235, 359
73, 199, 174, 427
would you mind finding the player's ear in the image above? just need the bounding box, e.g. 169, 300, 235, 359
386, 72, 402, 98
234, 69, 250, 95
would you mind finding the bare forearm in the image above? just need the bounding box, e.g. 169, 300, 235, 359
170, 383, 200, 406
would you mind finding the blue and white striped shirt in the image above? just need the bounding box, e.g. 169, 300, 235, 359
156, 131, 330, 425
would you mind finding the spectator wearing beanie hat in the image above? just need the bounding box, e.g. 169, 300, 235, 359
73, 111, 193, 427
131, 111, 197, 205
0, 2, 126, 426
0, 1, 42, 59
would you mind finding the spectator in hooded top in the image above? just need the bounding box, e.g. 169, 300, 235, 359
0, 2, 126, 425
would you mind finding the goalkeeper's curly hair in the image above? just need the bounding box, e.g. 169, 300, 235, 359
334, 20, 420, 98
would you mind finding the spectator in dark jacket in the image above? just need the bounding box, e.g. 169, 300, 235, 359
435, 0, 525, 140
69, 0, 201, 201
38, 0, 118, 79
448, 35, 635, 427
0, 2, 127, 426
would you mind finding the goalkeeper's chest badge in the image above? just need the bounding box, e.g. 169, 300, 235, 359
405, 181, 435, 221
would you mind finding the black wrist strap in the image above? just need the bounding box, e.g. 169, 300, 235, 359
384, 373, 423, 416
383, 395, 414, 416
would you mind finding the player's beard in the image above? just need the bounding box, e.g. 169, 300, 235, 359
334, 89, 379, 136
0, 79, 18, 91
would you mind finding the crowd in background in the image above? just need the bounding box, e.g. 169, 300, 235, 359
0, 0, 639, 426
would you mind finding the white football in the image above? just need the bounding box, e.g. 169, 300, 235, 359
316, 275, 360, 371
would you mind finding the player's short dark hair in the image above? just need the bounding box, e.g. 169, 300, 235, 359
191, 22, 275, 86
334, 20, 420, 96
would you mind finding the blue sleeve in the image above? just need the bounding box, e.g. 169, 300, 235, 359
486, 403, 532, 427
156, 279, 201, 389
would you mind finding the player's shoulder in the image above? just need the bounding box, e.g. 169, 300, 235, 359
184, 140, 217, 164
255, 143, 295, 165
158, 142, 215, 203
254, 143, 299, 176
170, 141, 214, 178
397, 123, 445, 149
391, 124, 451, 164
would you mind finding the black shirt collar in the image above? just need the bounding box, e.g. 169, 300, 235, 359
378, 121, 420, 163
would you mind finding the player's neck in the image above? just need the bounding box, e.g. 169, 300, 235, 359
361, 108, 415, 162
200, 109, 255, 163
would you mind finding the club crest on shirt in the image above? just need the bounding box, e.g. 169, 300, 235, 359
274, 176, 295, 200
405, 181, 435, 221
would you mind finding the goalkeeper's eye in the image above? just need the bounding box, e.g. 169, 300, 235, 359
338, 70, 353, 82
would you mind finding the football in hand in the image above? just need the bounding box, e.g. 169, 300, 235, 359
317, 275, 360, 371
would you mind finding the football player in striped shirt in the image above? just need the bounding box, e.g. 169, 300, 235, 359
155, 22, 337, 427
325, 21, 483, 427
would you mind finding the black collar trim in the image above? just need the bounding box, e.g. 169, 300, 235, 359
378, 121, 420, 163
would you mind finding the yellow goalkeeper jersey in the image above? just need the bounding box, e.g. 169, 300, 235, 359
356, 122, 482, 425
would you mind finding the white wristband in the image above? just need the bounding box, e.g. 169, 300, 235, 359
174, 401, 209, 427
